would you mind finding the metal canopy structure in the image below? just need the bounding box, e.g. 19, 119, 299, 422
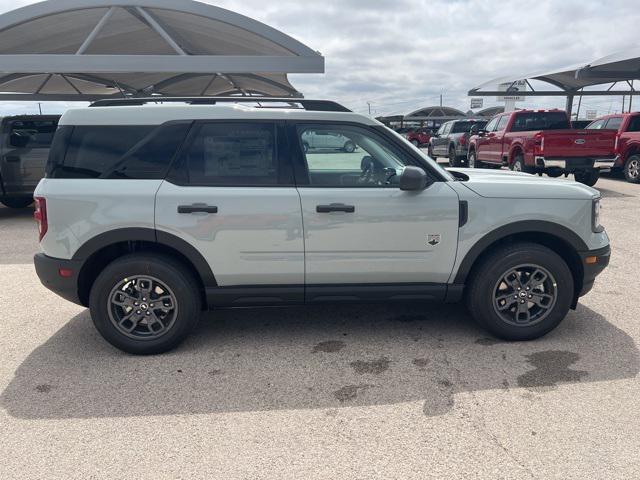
469, 48, 640, 116
0, 0, 325, 100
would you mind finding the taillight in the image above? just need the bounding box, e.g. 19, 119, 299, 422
34, 197, 48, 241
533, 133, 544, 154
459, 136, 467, 146
614, 134, 620, 152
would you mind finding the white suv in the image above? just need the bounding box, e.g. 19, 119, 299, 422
33, 98, 611, 354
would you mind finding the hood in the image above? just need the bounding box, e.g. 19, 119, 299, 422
447, 168, 599, 200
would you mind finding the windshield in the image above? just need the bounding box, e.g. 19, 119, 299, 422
511, 112, 570, 132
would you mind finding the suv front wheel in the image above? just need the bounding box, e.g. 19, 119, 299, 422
466, 243, 573, 341
89, 254, 201, 355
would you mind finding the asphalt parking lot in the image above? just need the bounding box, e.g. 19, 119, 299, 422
1, 169, 639, 479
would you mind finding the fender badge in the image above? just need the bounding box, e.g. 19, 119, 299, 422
427, 234, 441, 246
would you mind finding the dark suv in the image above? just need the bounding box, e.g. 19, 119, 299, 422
428, 119, 487, 167
0, 115, 60, 209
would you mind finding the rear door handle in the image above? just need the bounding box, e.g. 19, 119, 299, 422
316, 203, 355, 213
178, 203, 218, 214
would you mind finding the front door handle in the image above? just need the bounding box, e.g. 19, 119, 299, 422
316, 203, 355, 213
178, 203, 218, 214
5, 156, 20, 163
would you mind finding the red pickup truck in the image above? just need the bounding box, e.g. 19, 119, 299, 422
406, 127, 433, 147
586, 112, 640, 183
467, 110, 618, 186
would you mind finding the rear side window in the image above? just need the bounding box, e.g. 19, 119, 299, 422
511, 112, 570, 132
452, 121, 486, 134
8, 119, 58, 148
48, 123, 190, 179
180, 123, 287, 186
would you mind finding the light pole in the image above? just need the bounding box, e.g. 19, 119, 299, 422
37, 102, 43, 115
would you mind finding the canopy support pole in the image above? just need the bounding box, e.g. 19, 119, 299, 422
565, 94, 574, 118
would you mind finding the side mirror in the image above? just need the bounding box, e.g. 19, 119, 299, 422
400, 166, 430, 191
477, 129, 487, 137
9, 133, 29, 148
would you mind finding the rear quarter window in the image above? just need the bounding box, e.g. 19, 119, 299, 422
47, 123, 190, 179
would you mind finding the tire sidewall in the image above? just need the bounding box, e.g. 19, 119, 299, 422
468, 245, 574, 340
468, 150, 477, 168
89, 255, 200, 354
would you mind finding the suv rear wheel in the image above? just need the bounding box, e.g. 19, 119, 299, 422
466, 243, 573, 341
624, 155, 640, 183
89, 254, 201, 355
343, 140, 356, 153
1, 197, 33, 209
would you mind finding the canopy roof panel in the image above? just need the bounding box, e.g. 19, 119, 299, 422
470, 48, 640, 97
405, 106, 467, 119
0, 0, 325, 100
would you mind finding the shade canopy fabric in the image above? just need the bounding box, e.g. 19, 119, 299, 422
0, 0, 325, 100
469, 48, 640, 97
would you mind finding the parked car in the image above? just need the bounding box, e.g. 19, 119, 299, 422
34, 98, 610, 354
302, 129, 356, 153
586, 112, 640, 183
395, 127, 414, 135
0, 115, 60, 208
428, 119, 488, 166
467, 110, 618, 186
406, 127, 433, 147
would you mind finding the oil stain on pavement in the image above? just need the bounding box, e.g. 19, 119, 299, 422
517, 350, 588, 388
350, 357, 391, 375
333, 384, 372, 403
312, 340, 346, 353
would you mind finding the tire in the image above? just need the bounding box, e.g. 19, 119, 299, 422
427, 145, 435, 159
302, 142, 309, 153
574, 169, 600, 187
466, 243, 574, 341
510, 154, 532, 174
449, 147, 461, 167
343, 141, 356, 153
89, 253, 201, 355
624, 155, 640, 184
1, 197, 33, 209
468, 149, 480, 168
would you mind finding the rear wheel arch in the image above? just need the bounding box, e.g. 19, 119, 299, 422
509, 145, 524, 165
74, 228, 214, 308
455, 222, 587, 303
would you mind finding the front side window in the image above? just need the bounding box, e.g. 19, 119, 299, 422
604, 117, 623, 131
182, 123, 286, 186
8, 119, 58, 149
484, 117, 499, 132
298, 124, 415, 188
496, 116, 510, 131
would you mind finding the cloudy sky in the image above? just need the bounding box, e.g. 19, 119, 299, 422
1, 0, 639, 117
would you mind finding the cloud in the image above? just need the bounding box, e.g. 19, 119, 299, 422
0, 0, 638, 117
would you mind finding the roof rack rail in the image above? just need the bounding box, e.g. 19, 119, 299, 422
89, 97, 352, 112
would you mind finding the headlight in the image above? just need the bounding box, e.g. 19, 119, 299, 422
592, 198, 604, 233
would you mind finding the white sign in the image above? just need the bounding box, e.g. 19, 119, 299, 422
586, 110, 598, 120
470, 98, 484, 109
497, 80, 528, 102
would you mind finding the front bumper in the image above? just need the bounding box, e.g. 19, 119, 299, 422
535, 156, 618, 171
34, 253, 83, 306
577, 245, 611, 298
